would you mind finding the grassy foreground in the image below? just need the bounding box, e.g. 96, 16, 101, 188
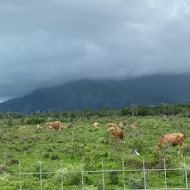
0, 115, 190, 189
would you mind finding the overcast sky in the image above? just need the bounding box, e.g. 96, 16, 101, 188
1, 0, 190, 102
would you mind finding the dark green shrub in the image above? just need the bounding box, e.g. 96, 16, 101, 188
43, 153, 49, 158
51, 155, 59, 160
109, 169, 119, 184
26, 117, 45, 124
0, 165, 8, 173
129, 174, 144, 189
8, 117, 14, 126
11, 159, 19, 164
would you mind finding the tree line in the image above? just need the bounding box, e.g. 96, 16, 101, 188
1, 103, 190, 121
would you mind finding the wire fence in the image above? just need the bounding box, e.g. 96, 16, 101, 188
0, 158, 190, 190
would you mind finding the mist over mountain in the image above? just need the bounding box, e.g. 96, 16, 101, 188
0, 74, 189, 113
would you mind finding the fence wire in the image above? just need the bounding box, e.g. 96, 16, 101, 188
0, 158, 190, 190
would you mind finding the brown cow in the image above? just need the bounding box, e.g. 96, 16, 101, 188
107, 126, 116, 131
107, 123, 119, 131
155, 133, 185, 153
46, 121, 61, 129
59, 125, 72, 131
93, 122, 99, 128
106, 123, 117, 127
118, 122, 126, 127
130, 124, 138, 129
110, 129, 125, 143
106, 123, 118, 129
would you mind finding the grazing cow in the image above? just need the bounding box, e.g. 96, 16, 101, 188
106, 123, 118, 129
118, 122, 126, 127
107, 127, 116, 131
155, 133, 185, 153
46, 121, 61, 129
130, 124, 137, 129
59, 125, 72, 131
93, 122, 99, 128
110, 129, 125, 143
107, 123, 119, 131
106, 123, 116, 127
36, 124, 43, 130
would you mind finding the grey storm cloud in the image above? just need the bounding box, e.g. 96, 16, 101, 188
1, 0, 190, 102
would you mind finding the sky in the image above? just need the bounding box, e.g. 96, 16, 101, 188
1, 0, 190, 102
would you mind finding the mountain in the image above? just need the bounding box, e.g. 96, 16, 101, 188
0, 74, 190, 113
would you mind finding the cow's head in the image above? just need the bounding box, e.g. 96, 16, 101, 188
155, 145, 160, 150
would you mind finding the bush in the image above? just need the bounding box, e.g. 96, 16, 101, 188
54, 163, 82, 185
0, 165, 8, 173
153, 143, 176, 168
11, 159, 19, 164
129, 174, 144, 189
43, 153, 49, 158
8, 117, 14, 126
51, 155, 59, 160
128, 135, 145, 153
33, 161, 49, 179
26, 117, 45, 124
109, 169, 119, 184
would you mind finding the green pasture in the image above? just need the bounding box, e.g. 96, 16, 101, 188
0, 115, 190, 189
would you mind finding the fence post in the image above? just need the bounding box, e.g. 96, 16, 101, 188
19, 161, 22, 190
61, 162, 64, 190
81, 160, 85, 190
122, 159, 126, 190
143, 158, 147, 190
184, 158, 188, 190
102, 159, 105, 190
39, 161, 43, 190
72, 131, 75, 158
164, 158, 168, 189
4, 160, 6, 175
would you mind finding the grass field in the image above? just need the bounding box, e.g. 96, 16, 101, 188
0, 115, 190, 189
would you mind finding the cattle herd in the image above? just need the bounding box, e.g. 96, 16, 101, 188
36, 120, 185, 155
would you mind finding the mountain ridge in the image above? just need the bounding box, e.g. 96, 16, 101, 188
0, 74, 190, 113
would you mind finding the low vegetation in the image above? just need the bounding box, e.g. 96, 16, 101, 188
0, 104, 190, 189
